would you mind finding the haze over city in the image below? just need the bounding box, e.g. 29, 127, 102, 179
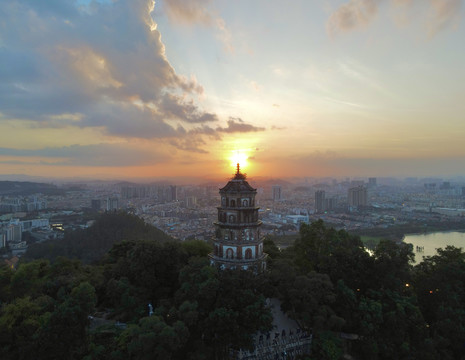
1, 0, 464, 180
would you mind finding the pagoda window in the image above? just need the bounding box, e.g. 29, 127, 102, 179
228, 215, 236, 223
242, 199, 249, 207
245, 249, 252, 260
226, 248, 234, 259
222, 197, 226, 206
230, 199, 236, 207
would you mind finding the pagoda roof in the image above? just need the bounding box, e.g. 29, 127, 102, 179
220, 163, 256, 192
220, 178, 256, 193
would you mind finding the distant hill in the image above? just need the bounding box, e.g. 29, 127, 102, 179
25, 211, 175, 264
0, 181, 62, 196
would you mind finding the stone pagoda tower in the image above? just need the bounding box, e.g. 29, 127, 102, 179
210, 164, 267, 272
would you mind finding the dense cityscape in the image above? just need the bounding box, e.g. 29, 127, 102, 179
2, 175, 465, 260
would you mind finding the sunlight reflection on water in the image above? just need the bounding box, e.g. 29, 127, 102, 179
403, 231, 465, 264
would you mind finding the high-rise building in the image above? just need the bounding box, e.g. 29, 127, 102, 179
350, 180, 365, 187
0, 233, 5, 248
106, 197, 119, 211
210, 165, 267, 272
6, 223, 22, 243
272, 185, 282, 201
185, 196, 197, 208
348, 186, 367, 209
325, 197, 338, 212
315, 190, 325, 213
170, 185, 178, 202
368, 177, 377, 187
91, 199, 102, 211
440, 182, 451, 190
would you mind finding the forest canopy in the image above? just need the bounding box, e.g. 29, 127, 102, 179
1, 214, 465, 360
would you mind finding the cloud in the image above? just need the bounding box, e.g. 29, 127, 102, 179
169, 138, 209, 154
428, 0, 462, 36
215, 17, 234, 54
158, 93, 218, 123
327, 0, 462, 37
162, 0, 214, 25
0, 0, 216, 141
271, 125, 286, 130
0, 143, 170, 167
327, 0, 378, 37
217, 118, 265, 133
162, 0, 234, 53
249, 81, 261, 92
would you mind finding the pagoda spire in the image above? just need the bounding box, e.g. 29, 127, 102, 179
233, 163, 246, 180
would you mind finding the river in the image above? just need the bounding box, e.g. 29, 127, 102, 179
403, 231, 465, 264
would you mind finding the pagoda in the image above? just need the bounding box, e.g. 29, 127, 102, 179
210, 164, 267, 272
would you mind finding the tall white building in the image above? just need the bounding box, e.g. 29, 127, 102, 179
7, 223, 22, 243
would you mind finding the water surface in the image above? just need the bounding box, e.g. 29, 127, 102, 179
403, 231, 465, 264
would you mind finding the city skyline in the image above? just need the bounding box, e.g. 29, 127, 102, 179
1, 0, 464, 180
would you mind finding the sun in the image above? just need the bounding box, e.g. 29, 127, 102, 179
229, 151, 249, 170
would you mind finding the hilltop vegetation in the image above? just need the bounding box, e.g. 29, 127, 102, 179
25, 211, 174, 264
1, 214, 465, 359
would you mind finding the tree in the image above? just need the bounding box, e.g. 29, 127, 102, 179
372, 240, 414, 292
413, 246, 465, 359
115, 316, 188, 360
0, 296, 44, 359
281, 272, 344, 331
181, 239, 212, 258
0, 265, 14, 303
37, 282, 97, 359
310, 331, 343, 360
174, 258, 273, 359
292, 220, 373, 291
25, 212, 175, 264
10, 259, 50, 298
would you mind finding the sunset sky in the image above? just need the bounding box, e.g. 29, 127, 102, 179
1, 0, 464, 180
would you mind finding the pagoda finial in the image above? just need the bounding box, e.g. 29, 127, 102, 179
233, 162, 246, 179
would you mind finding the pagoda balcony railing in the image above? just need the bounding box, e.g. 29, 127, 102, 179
209, 253, 268, 263
217, 206, 259, 210
214, 220, 262, 227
